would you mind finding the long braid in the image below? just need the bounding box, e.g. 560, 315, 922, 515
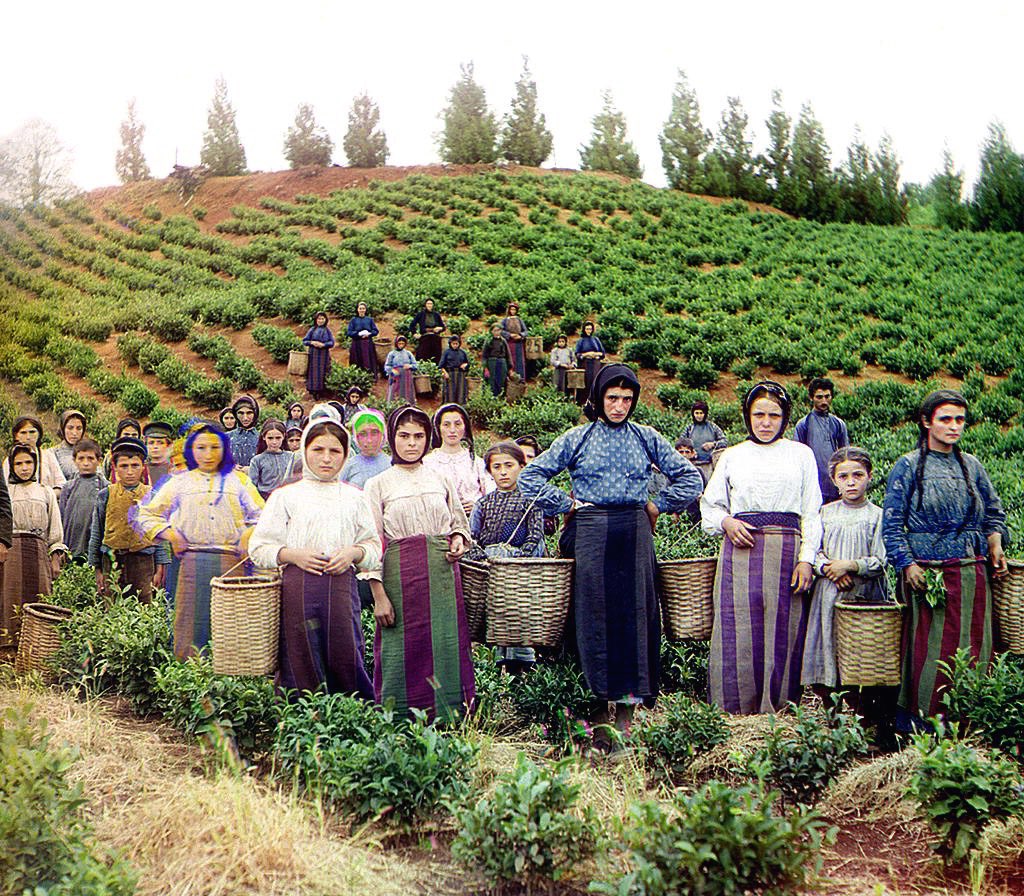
951, 444, 979, 535
912, 433, 929, 513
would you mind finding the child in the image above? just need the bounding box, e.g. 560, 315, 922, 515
57, 438, 108, 562
341, 386, 368, 425
248, 419, 293, 500
3, 416, 66, 492
549, 335, 575, 395
1, 445, 65, 647
249, 406, 382, 695
340, 409, 391, 489
466, 441, 544, 561
801, 447, 892, 736
53, 409, 87, 481
286, 402, 306, 425
384, 335, 417, 404
422, 403, 494, 515
89, 437, 169, 604
228, 395, 260, 470
105, 417, 142, 482
143, 421, 175, 486
482, 325, 512, 397
219, 407, 237, 432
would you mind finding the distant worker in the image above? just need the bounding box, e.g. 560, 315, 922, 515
794, 377, 849, 504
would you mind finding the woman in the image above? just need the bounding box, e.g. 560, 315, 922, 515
422, 403, 494, 515
384, 335, 418, 404
341, 386, 368, 425
482, 325, 512, 398
3, 416, 66, 492
501, 302, 528, 381
363, 406, 475, 720
439, 335, 470, 405
409, 299, 445, 364
682, 400, 728, 484
249, 407, 381, 696
53, 409, 87, 481
340, 409, 391, 489
286, 402, 306, 426
882, 389, 1009, 723
700, 381, 822, 715
302, 311, 335, 398
518, 365, 702, 749
219, 407, 237, 433
132, 422, 264, 659
346, 302, 380, 379
573, 321, 606, 402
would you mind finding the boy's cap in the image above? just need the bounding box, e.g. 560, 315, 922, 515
111, 436, 148, 460
143, 421, 174, 440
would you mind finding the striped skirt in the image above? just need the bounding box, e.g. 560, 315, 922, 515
0, 533, 51, 648
710, 518, 807, 714
279, 566, 372, 697
899, 557, 991, 719
169, 549, 240, 660
374, 534, 475, 720
560, 505, 659, 702
306, 345, 331, 395
387, 368, 416, 404
349, 337, 378, 378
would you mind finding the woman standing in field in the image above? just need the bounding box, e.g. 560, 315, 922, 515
346, 301, 379, 379
882, 389, 1008, 724
700, 381, 822, 715
682, 400, 728, 484
439, 336, 470, 405
423, 404, 493, 515
501, 302, 528, 381
482, 324, 512, 398
53, 409, 87, 481
302, 311, 335, 399
573, 321, 605, 402
409, 299, 445, 365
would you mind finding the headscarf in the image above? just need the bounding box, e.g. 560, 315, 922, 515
231, 394, 260, 428
7, 444, 37, 484
448, 335, 461, 347
583, 363, 641, 426
350, 408, 386, 437
11, 415, 44, 445
430, 403, 474, 452
917, 389, 968, 438
742, 380, 792, 445
298, 405, 349, 482
58, 409, 86, 442
286, 401, 306, 420
394, 334, 408, 349
346, 386, 367, 404
691, 400, 709, 422
387, 406, 432, 466
312, 310, 329, 327
218, 406, 237, 430
256, 418, 287, 454
116, 417, 142, 439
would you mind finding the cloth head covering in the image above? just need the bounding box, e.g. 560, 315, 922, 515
312, 310, 329, 326
299, 404, 349, 481
387, 406, 432, 466
116, 417, 142, 439
142, 421, 174, 441
448, 335, 461, 346
691, 400, 709, 421
327, 400, 347, 419
231, 394, 260, 427
110, 436, 148, 461
7, 444, 38, 484
507, 302, 520, 314
256, 418, 287, 454
742, 380, 792, 444
285, 420, 303, 434
286, 401, 305, 418
346, 385, 367, 403
431, 403, 474, 452
182, 421, 234, 473
584, 363, 641, 426
58, 409, 86, 441
11, 415, 44, 445
218, 406, 237, 430
349, 408, 386, 436
394, 334, 408, 348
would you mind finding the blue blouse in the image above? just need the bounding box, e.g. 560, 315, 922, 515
230, 427, 260, 468
346, 316, 379, 339
302, 325, 335, 349
517, 420, 703, 516
574, 335, 605, 357
384, 349, 417, 376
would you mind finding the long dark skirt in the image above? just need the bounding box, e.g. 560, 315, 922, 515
899, 557, 991, 720
169, 549, 240, 659
279, 566, 372, 697
306, 345, 331, 395
374, 534, 475, 721
387, 368, 416, 404
415, 333, 442, 364
582, 357, 602, 395
552, 367, 569, 394
559, 505, 659, 703
508, 339, 527, 380
349, 337, 378, 379
486, 358, 508, 397
102, 551, 156, 604
1, 533, 50, 648
709, 517, 806, 714
443, 370, 468, 405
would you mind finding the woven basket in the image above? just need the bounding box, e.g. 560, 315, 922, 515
414, 374, 434, 396
486, 557, 573, 648
566, 369, 586, 391
210, 572, 281, 676
15, 602, 73, 680
458, 559, 488, 642
374, 338, 392, 365
524, 336, 544, 360
505, 380, 527, 403
287, 350, 308, 376
658, 558, 716, 640
993, 559, 1024, 653
835, 601, 904, 686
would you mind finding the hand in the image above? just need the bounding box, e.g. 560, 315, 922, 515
511, 333, 522, 341
280, 548, 329, 575
153, 565, 166, 590
904, 563, 926, 591
50, 554, 62, 578
483, 369, 490, 379
823, 559, 856, 582
325, 545, 363, 574
702, 441, 715, 451
442, 371, 450, 380
722, 516, 755, 548
644, 500, 660, 532
990, 538, 1009, 580
239, 527, 254, 557
370, 581, 395, 626
96, 569, 107, 595
459, 363, 468, 370
0, 544, 7, 564
791, 561, 813, 593
164, 528, 188, 558
446, 533, 467, 563
834, 574, 854, 592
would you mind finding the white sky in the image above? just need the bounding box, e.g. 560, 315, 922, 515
3, 0, 1021, 196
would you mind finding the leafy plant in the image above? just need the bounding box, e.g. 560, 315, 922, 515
942, 649, 1024, 760
507, 656, 602, 752
653, 515, 721, 561
659, 639, 710, 699
634, 693, 728, 782
48, 561, 101, 611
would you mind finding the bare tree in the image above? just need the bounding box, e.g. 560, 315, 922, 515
0, 119, 77, 206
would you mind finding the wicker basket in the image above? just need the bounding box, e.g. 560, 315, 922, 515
524, 336, 544, 360
414, 374, 434, 395
486, 557, 573, 648
210, 572, 281, 676
566, 368, 586, 391
658, 558, 716, 640
15, 602, 73, 680
835, 601, 904, 686
287, 350, 308, 376
458, 559, 488, 642
993, 559, 1024, 653
505, 380, 527, 403
374, 338, 392, 365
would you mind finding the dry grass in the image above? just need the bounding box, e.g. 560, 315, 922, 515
685, 712, 779, 784
819, 748, 922, 824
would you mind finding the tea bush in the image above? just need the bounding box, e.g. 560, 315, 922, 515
634, 693, 728, 782
507, 656, 602, 752
48, 560, 101, 611
941, 649, 1024, 759
659, 639, 710, 699
252, 323, 302, 363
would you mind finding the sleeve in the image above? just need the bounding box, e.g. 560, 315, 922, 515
370, 318, 379, 337
132, 475, 178, 542
520, 506, 545, 558
350, 491, 382, 572
237, 475, 265, 527
409, 311, 423, 336
857, 508, 887, 578
700, 453, 731, 535
469, 500, 484, 542
793, 415, 808, 446
974, 458, 1010, 547
813, 537, 830, 577
0, 474, 10, 548
384, 350, 396, 376
346, 318, 359, 338
360, 476, 385, 582
682, 423, 694, 439
87, 490, 108, 567
323, 327, 335, 349
248, 490, 289, 569
837, 418, 850, 449
516, 431, 577, 516
247, 455, 266, 493
435, 312, 445, 330
549, 348, 557, 366
569, 349, 576, 367
710, 423, 728, 449
881, 456, 916, 571
445, 477, 472, 541
797, 448, 823, 565
642, 428, 704, 515
45, 488, 67, 553
301, 327, 315, 347
154, 540, 171, 566
44, 450, 66, 492
594, 338, 605, 357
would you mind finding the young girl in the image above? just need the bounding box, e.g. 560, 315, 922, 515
384, 335, 418, 404
302, 311, 335, 399
285, 422, 303, 453
467, 441, 544, 561
549, 335, 575, 395
132, 422, 264, 659
342, 386, 368, 425
340, 410, 391, 489
363, 406, 475, 720
249, 407, 381, 696
53, 409, 87, 481
219, 407, 237, 433
422, 404, 494, 515
248, 419, 293, 500
3, 416, 66, 492
1, 446, 65, 648
286, 402, 306, 425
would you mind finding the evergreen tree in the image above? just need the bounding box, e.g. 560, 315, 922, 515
283, 103, 333, 168
758, 89, 791, 204
0, 119, 76, 206
115, 99, 150, 183
931, 148, 969, 230
499, 57, 552, 167
200, 78, 246, 176
784, 103, 837, 221
872, 133, 906, 224
659, 70, 709, 192
706, 96, 764, 200
438, 62, 498, 165
343, 93, 389, 168
837, 127, 878, 223
579, 91, 642, 179
971, 121, 1024, 232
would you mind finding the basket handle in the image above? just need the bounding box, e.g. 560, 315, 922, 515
221, 555, 249, 578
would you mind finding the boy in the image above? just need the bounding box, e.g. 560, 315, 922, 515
228, 395, 260, 470
57, 438, 108, 562
88, 437, 169, 602
143, 421, 175, 485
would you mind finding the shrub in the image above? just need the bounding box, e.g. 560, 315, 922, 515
594, 781, 831, 896
185, 376, 234, 410
659, 639, 710, 699
507, 656, 602, 752
452, 753, 598, 888
324, 363, 374, 395
634, 693, 728, 781
119, 380, 160, 417
677, 356, 719, 390
192, 206, 207, 221
941, 649, 1024, 760
251, 323, 302, 363
142, 203, 162, 221
47, 561, 101, 611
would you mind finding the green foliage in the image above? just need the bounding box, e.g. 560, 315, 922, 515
0, 705, 137, 895
324, 363, 374, 395
653, 515, 721, 561
908, 721, 1024, 864
580, 90, 642, 179
972, 121, 1024, 233
659, 640, 710, 699
142, 203, 162, 221
283, 102, 333, 168
594, 780, 831, 896
48, 561, 101, 611
200, 77, 247, 176
941, 649, 1024, 759
439, 62, 498, 165
452, 753, 597, 887
634, 694, 728, 781
343, 93, 389, 168
251, 322, 302, 362
116, 99, 150, 184
660, 69, 710, 193
507, 656, 603, 752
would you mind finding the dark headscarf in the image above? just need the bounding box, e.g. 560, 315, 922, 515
218, 406, 237, 431
231, 394, 260, 427
256, 418, 287, 454
7, 444, 37, 484
312, 310, 329, 327
691, 400, 709, 422
742, 380, 792, 444
116, 417, 142, 439
58, 409, 87, 442
11, 415, 44, 445
430, 403, 474, 452
583, 363, 641, 426
387, 406, 432, 466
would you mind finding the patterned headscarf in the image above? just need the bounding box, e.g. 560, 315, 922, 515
349, 408, 386, 436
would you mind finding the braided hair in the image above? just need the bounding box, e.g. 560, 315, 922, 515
912, 390, 977, 532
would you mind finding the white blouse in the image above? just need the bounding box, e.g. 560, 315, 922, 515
10, 481, 66, 552
700, 438, 823, 564
422, 448, 494, 507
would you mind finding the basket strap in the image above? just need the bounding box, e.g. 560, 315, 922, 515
500, 494, 542, 551
221, 556, 249, 578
